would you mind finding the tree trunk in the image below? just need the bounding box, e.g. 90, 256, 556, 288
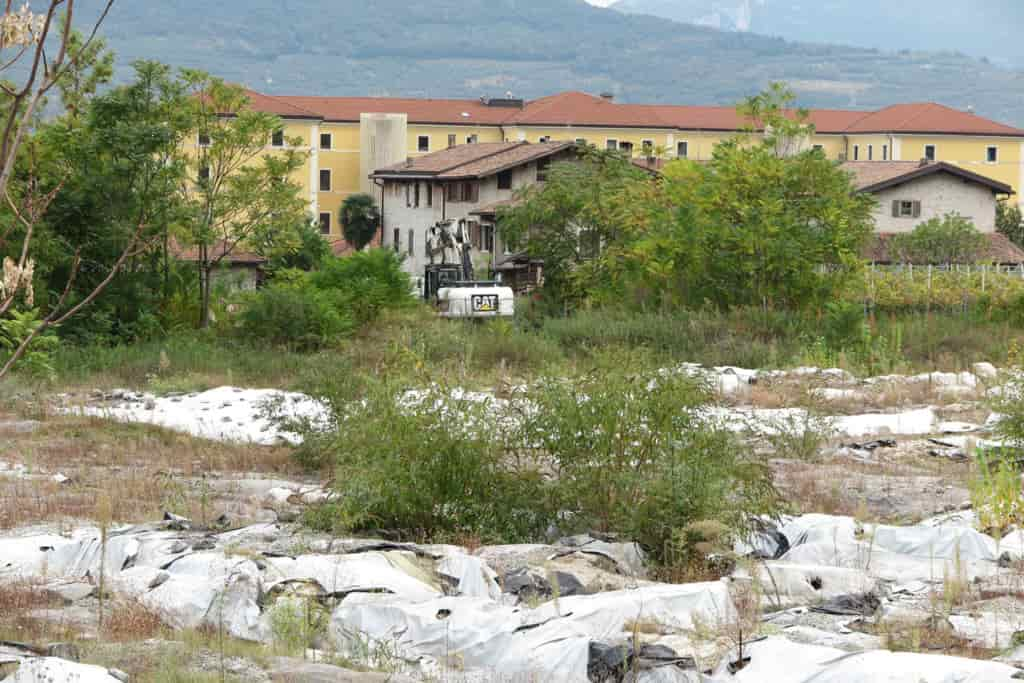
199, 242, 211, 329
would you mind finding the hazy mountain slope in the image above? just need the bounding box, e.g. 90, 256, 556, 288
73, 0, 1024, 125
611, 0, 1024, 68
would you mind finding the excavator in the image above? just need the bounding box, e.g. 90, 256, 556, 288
422, 219, 514, 319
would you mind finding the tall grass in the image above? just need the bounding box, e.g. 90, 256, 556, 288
35, 304, 1024, 395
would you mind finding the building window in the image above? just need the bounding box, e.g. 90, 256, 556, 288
319, 169, 331, 192
868, 145, 874, 161
447, 182, 479, 203
408, 229, 414, 256
677, 141, 689, 158
320, 133, 332, 150
924, 145, 936, 162
197, 132, 211, 147
318, 212, 331, 235
483, 224, 495, 253
497, 170, 513, 190
539, 136, 551, 143
393, 228, 400, 252
641, 139, 654, 155
405, 183, 411, 207
468, 221, 481, 250
448, 134, 457, 148
893, 200, 921, 218
606, 139, 618, 151
198, 165, 210, 182
426, 183, 433, 207
417, 135, 430, 152
987, 146, 999, 163
536, 158, 551, 182
882, 145, 889, 161
271, 129, 284, 147
619, 141, 633, 156
575, 138, 587, 145
466, 134, 478, 144
853, 145, 860, 161
413, 182, 420, 208
812, 144, 823, 153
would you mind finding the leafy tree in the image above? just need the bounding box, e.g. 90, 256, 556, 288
499, 147, 649, 307
179, 71, 309, 327
889, 212, 987, 264
30, 60, 192, 343
339, 193, 380, 251
0, 0, 157, 377
997, 202, 1024, 248
502, 85, 875, 311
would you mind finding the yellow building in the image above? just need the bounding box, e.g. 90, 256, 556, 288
234, 90, 1024, 240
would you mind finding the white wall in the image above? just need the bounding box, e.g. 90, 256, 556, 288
869, 173, 999, 233
381, 155, 565, 277
360, 114, 407, 195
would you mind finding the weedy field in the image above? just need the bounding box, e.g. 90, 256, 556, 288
3, 307, 1024, 682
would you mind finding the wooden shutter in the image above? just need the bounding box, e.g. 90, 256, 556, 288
470, 221, 481, 249
912, 201, 921, 218
891, 200, 900, 218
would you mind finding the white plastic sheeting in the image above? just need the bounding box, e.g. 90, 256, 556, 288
10, 658, 124, 682
437, 554, 502, 600
775, 514, 1001, 583
75, 386, 331, 444
331, 583, 734, 682
722, 637, 1021, 682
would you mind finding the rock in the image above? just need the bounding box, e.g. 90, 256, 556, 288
191, 538, 216, 551
108, 668, 130, 682
810, 592, 881, 616
265, 487, 295, 506
268, 657, 416, 682
46, 581, 94, 604
973, 362, 999, 380
167, 540, 188, 554
147, 571, 170, 590
163, 512, 191, 531
45, 642, 80, 661
51, 473, 73, 485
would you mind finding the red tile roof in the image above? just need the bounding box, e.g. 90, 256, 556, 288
370, 141, 574, 180
245, 90, 1024, 138
842, 160, 1015, 195
865, 233, 1024, 264
271, 95, 517, 125
844, 103, 1024, 137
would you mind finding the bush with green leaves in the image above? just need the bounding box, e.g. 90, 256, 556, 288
889, 212, 987, 264
301, 381, 552, 543
311, 248, 413, 325
515, 361, 783, 560
1, 309, 60, 380
236, 282, 352, 351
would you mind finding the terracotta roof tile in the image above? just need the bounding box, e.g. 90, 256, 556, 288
841, 161, 925, 191
865, 233, 1024, 264
845, 103, 1024, 137
842, 160, 1014, 195
248, 90, 1024, 138
269, 95, 515, 125
370, 141, 574, 179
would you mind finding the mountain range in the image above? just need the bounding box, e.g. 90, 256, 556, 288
608, 0, 1024, 69
71, 0, 1024, 126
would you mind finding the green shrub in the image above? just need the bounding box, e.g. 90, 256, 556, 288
302, 381, 552, 542
888, 212, 987, 264
237, 283, 352, 351
1, 309, 60, 380
312, 248, 412, 325
515, 358, 783, 560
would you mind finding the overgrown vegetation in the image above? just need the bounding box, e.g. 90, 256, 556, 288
301, 359, 782, 564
